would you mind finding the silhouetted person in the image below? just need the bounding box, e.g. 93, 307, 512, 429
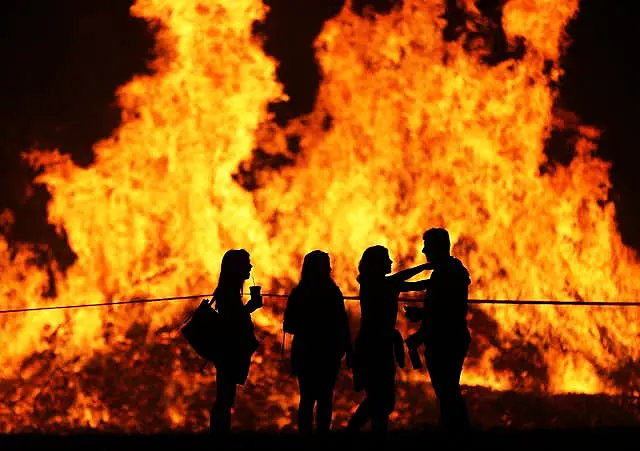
406, 228, 471, 441
283, 250, 353, 440
210, 249, 262, 438
347, 245, 431, 439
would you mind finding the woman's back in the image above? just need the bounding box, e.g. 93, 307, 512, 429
284, 281, 349, 359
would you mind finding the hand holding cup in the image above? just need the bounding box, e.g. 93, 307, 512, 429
248, 285, 263, 311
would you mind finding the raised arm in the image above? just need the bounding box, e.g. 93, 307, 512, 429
397, 278, 432, 293
386, 263, 432, 285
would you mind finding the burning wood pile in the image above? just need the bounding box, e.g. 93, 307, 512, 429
1, 308, 638, 433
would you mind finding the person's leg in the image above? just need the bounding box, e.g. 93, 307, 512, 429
370, 405, 389, 440
370, 370, 395, 441
449, 342, 470, 434
297, 372, 316, 436
347, 395, 373, 432
426, 346, 468, 436
210, 370, 237, 437
315, 368, 339, 436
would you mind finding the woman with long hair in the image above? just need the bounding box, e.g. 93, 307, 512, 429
210, 249, 262, 436
284, 250, 352, 439
347, 245, 431, 438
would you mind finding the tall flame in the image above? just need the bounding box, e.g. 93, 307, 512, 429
1, 0, 639, 432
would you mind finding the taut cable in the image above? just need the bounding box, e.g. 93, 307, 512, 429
1, 292, 640, 314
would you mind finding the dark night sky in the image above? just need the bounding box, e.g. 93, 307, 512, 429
0, 0, 638, 272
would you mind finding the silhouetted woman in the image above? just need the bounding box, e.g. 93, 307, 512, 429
283, 250, 353, 438
347, 245, 430, 438
210, 249, 262, 436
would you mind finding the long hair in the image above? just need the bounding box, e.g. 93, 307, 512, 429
357, 245, 390, 284
298, 250, 337, 289
214, 249, 250, 296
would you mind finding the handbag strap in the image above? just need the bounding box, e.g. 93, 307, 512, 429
199, 295, 216, 373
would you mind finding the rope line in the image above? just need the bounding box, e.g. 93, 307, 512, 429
1, 292, 640, 314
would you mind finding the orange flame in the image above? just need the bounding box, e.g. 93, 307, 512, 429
1, 0, 639, 432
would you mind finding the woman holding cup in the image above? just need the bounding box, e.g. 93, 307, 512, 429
209, 249, 262, 437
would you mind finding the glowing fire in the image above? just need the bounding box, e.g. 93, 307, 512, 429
1, 0, 639, 433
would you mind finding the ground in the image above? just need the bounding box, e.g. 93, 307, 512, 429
1, 427, 639, 450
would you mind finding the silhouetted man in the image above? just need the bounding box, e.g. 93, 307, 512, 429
406, 228, 471, 439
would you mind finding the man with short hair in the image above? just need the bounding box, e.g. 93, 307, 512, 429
406, 227, 471, 438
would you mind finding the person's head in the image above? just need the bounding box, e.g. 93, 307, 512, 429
422, 228, 450, 264
300, 250, 332, 283
216, 249, 252, 292
357, 245, 393, 283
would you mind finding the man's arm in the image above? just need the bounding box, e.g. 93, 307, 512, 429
397, 278, 432, 293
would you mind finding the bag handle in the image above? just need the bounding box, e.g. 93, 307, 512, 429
200, 295, 217, 372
